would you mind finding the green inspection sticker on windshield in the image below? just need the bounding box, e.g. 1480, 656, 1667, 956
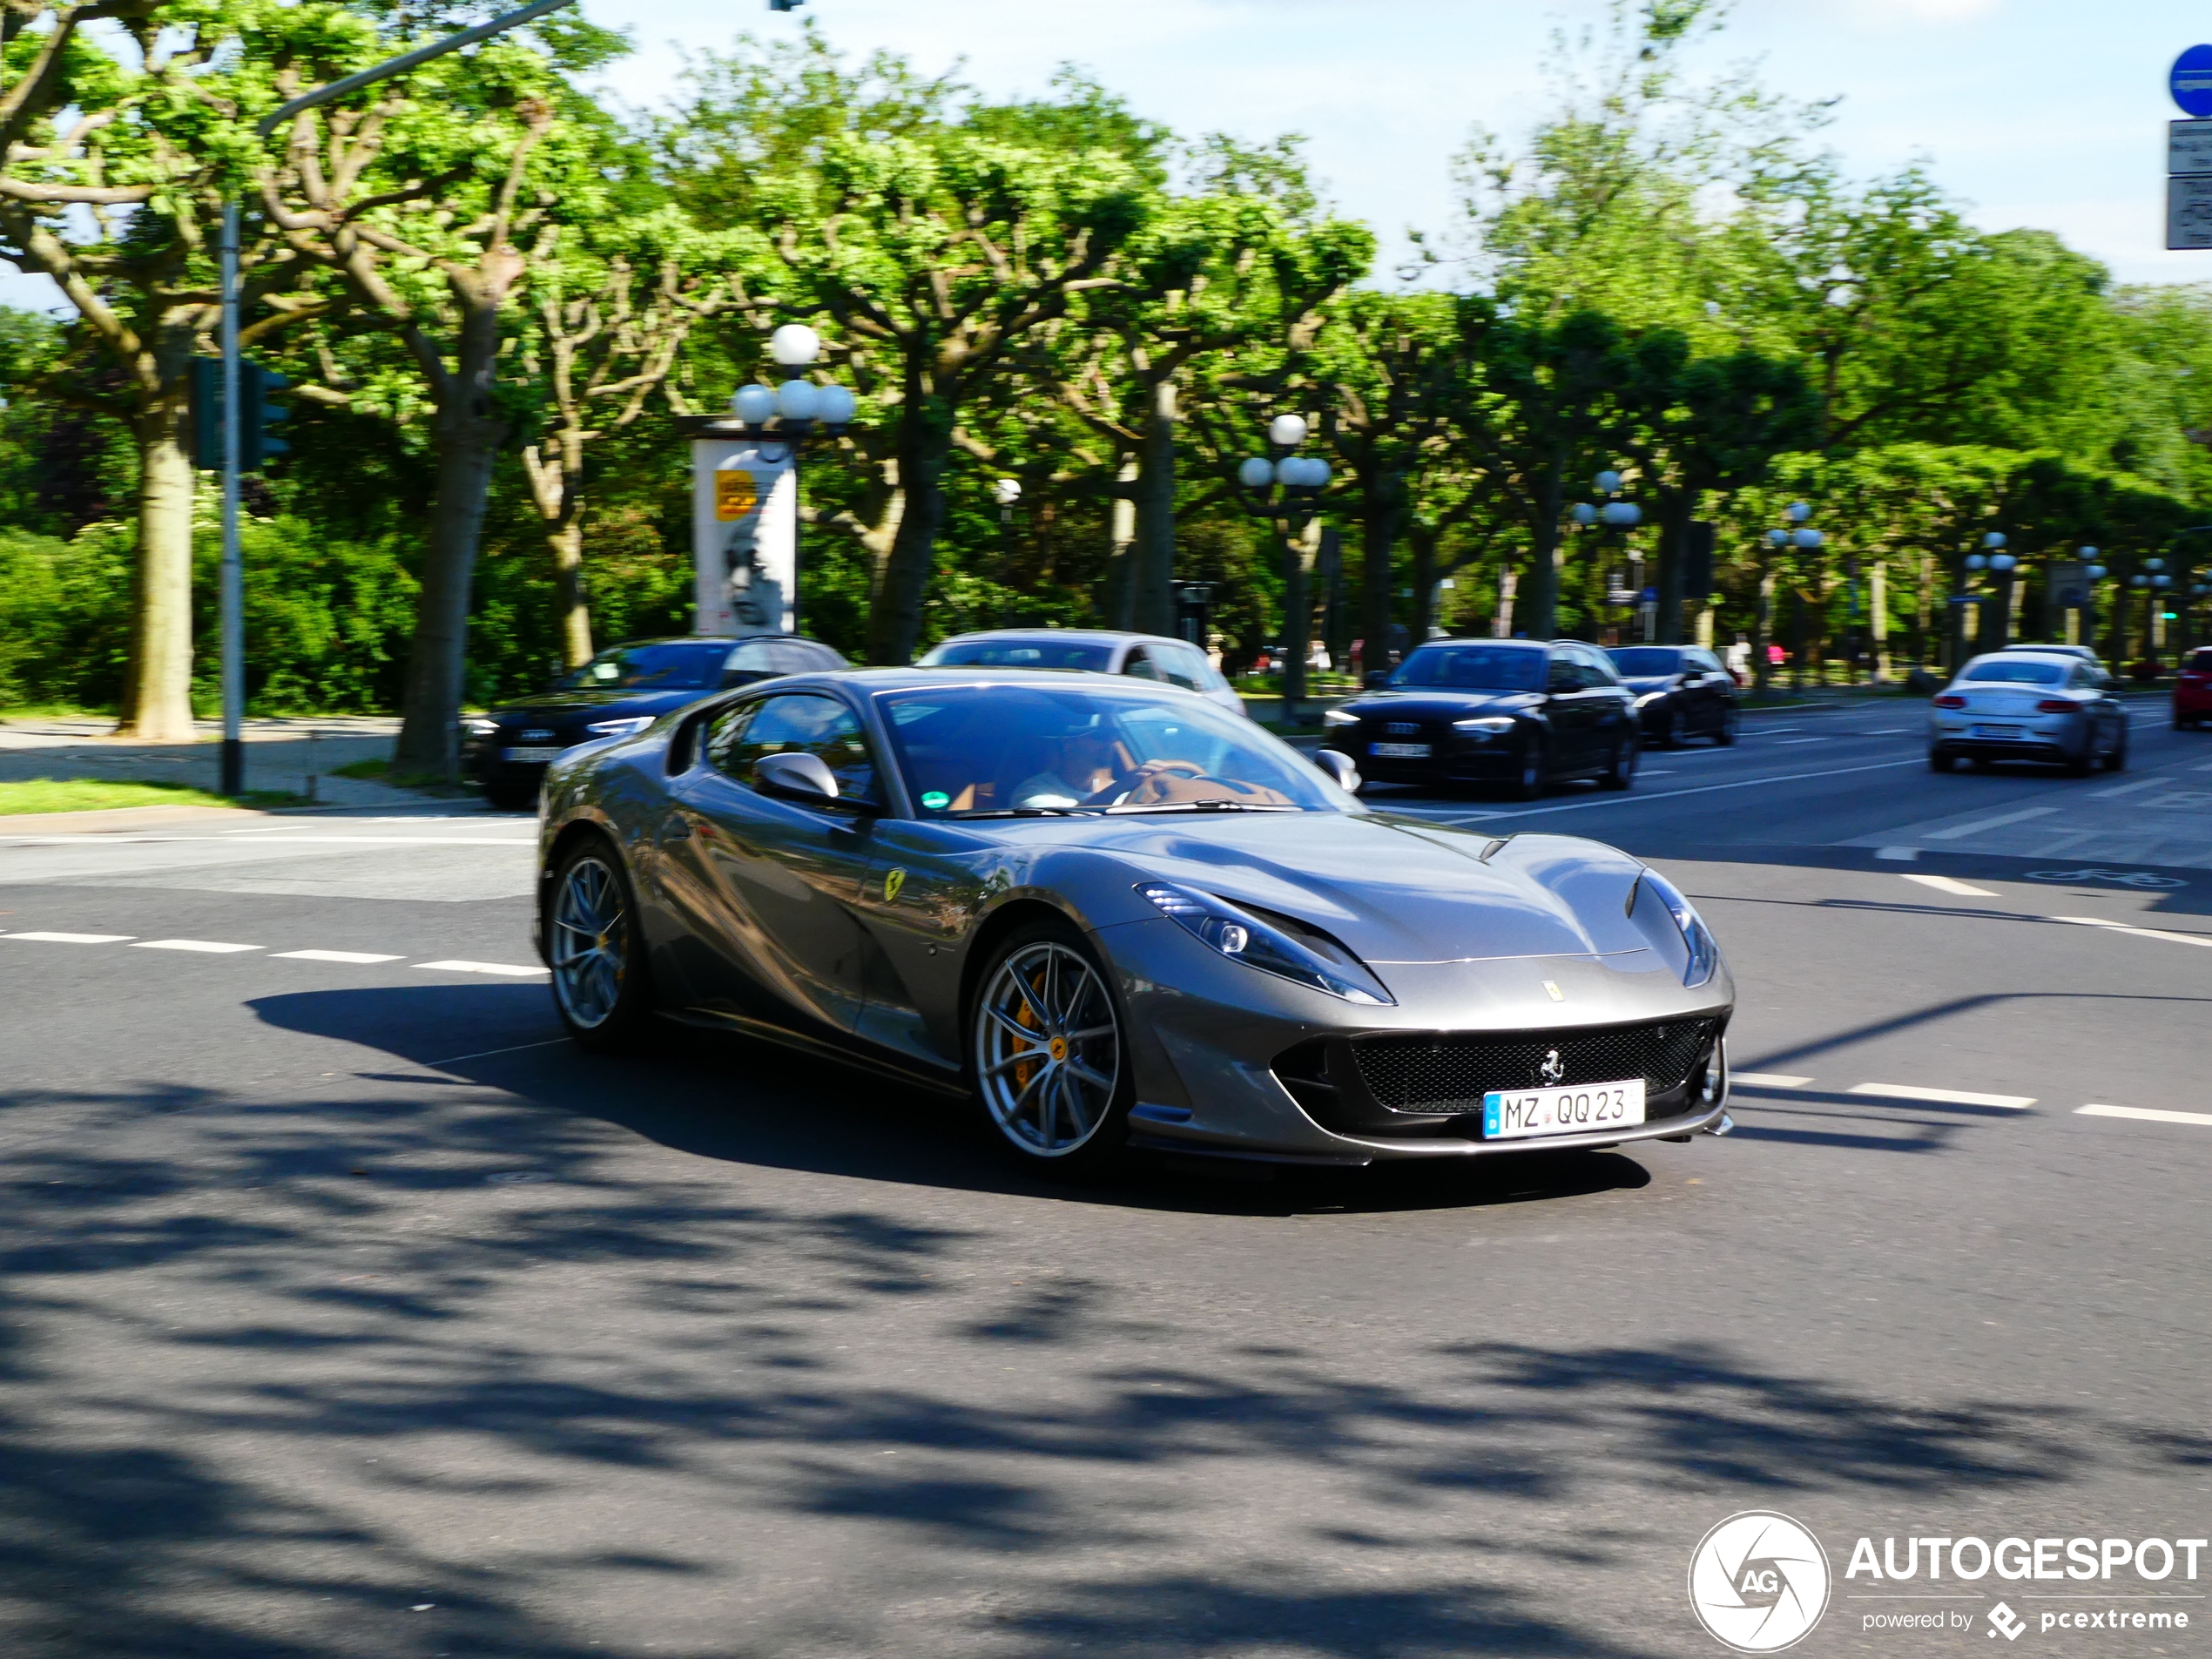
921, 791, 950, 810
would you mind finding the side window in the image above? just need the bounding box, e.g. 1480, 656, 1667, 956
1546, 651, 1581, 693
711, 693, 879, 805
1689, 650, 1723, 676
1578, 646, 1622, 685
1121, 646, 1163, 681
1157, 644, 1207, 692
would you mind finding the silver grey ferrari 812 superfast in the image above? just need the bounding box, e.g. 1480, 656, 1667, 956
533, 668, 1735, 1175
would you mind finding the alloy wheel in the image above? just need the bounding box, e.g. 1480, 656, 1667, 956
974, 941, 1122, 1157
551, 853, 628, 1029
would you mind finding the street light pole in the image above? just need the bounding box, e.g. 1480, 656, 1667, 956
215, 0, 580, 794
1237, 415, 1330, 725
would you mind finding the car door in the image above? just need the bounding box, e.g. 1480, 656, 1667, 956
1685, 648, 1729, 732
2073, 661, 2119, 750
660, 691, 885, 1035
1542, 648, 1595, 770
1575, 644, 1636, 758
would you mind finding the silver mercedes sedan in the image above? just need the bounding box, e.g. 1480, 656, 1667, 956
1928, 651, 2129, 774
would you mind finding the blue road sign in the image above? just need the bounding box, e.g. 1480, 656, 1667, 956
2174, 46, 2212, 118
1639, 586, 1659, 604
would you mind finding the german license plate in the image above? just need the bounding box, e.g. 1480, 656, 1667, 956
1370, 741, 1431, 759
1972, 725, 2023, 740
501, 745, 564, 763
1483, 1077, 1646, 1140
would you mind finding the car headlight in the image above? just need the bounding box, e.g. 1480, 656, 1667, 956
1635, 691, 1668, 708
1452, 716, 1515, 733
1322, 708, 1360, 728
1136, 882, 1393, 1005
1629, 868, 1720, 988
584, 716, 654, 740
462, 716, 501, 738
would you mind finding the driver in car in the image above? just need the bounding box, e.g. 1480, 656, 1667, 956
1010, 725, 1124, 807
1009, 720, 1290, 810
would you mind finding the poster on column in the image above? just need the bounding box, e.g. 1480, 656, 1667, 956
692, 439, 797, 636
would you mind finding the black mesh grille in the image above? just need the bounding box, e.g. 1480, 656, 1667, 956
1350, 1018, 1720, 1115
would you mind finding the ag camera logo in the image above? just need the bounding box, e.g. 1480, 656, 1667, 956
1689, 1511, 1831, 1652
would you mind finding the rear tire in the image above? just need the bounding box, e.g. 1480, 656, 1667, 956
969, 918, 1132, 1179
1715, 707, 1739, 746
546, 835, 656, 1054
1928, 747, 1956, 772
2102, 729, 2128, 772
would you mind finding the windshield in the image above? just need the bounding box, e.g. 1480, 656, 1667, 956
878, 685, 1345, 816
558, 642, 731, 691
919, 637, 1116, 672
1608, 648, 1683, 677
1960, 658, 2064, 685
1390, 645, 1546, 691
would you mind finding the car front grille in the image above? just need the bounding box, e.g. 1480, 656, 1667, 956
1349, 1017, 1722, 1114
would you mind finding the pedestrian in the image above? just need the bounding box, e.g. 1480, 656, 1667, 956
1725, 632, 1751, 683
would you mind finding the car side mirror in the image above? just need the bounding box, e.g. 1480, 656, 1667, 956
1313, 748, 1361, 793
1363, 671, 1390, 690
754, 751, 841, 806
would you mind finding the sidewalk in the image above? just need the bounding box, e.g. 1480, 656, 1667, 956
0, 715, 428, 808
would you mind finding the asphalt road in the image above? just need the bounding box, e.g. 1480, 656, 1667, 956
4, 702, 2211, 1658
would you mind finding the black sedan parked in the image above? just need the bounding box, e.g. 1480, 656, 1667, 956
464, 634, 848, 810
1606, 644, 1741, 747
1324, 638, 1639, 798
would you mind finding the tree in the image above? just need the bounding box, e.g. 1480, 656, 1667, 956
255, 9, 627, 772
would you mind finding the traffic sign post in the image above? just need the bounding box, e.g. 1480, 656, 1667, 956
2171, 52, 2212, 249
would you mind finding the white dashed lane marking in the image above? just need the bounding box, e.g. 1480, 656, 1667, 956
132, 939, 261, 954
1919, 806, 2060, 841
415, 960, 549, 978
3, 931, 132, 943
2, 929, 537, 974
1900, 873, 1997, 897
273, 949, 403, 964
2078, 1104, 2212, 1128
1733, 1073, 1811, 1088
1847, 1082, 2036, 1109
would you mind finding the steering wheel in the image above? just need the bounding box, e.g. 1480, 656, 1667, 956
1084, 758, 1208, 806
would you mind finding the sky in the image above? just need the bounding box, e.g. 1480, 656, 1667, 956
4, 0, 2206, 307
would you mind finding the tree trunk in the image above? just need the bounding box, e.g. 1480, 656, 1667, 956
117, 401, 198, 742
1407, 522, 1437, 644
867, 418, 953, 665
394, 307, 508, 779
1103, 460, 1137, 630
1130, 378, 1177, 637
1521, 463, 1566, 639
1359, 482, 1402, 676
550, 516, 592, 668
1871, 559, 1890, 679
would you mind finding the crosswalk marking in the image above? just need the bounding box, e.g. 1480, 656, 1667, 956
1921, 806, 2061, 841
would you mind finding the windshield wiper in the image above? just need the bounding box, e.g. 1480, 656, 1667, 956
950, 806, 1103, 818
1103, 799, 1300, 815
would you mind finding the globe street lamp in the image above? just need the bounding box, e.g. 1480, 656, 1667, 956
686, 323, 859, 637
1238, 415, 1332, 720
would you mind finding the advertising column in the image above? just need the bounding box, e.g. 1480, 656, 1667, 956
692, 437, 797, 636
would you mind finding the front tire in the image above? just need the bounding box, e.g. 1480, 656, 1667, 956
970, 920, 1132, 1177
2102, 727, 2128, 772
1658, 706, 1683, 749
1715, 706, 1739, 746
547, 835, 655, 1053
1602, 733, 1637, 790
1928, 747, 1956, 772
1508, 738, 1547, 800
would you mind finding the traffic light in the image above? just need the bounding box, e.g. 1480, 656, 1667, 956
184, 358, 291, 472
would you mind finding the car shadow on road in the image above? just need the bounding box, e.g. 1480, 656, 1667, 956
0, 1069, 2162, 1659
243, 982, 1657, 1222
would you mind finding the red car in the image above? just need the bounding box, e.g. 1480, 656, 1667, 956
2177, 648, 2212, 729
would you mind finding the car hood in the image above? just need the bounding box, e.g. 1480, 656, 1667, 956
1007, 813, 1648, 964
494, 687, 711, 724
1339, 691, 1542, 722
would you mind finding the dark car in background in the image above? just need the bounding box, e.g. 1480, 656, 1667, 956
1324, 638, 1639, 799
464, 634, 849, 809
1606, 644, 1741, 747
